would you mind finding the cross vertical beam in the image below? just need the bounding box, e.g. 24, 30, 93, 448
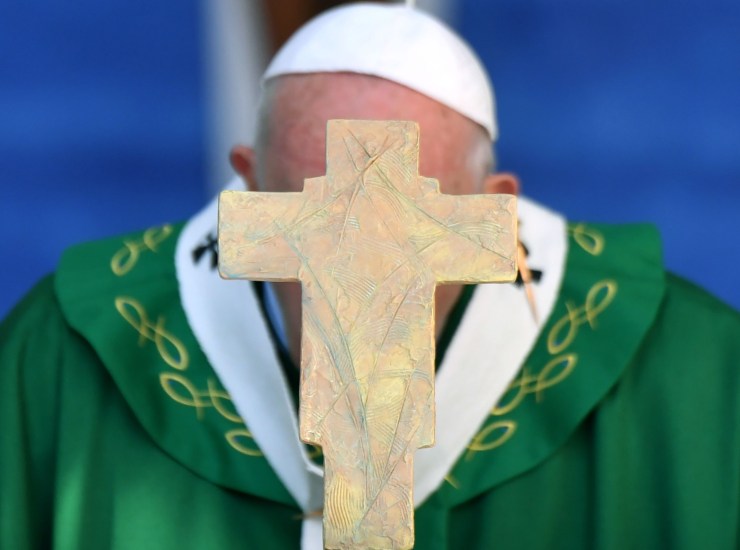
219, 120, 517, 549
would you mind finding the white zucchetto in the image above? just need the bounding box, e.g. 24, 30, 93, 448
263, 2, 498, 141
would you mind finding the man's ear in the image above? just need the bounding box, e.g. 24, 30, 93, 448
229, 145, 259, 192
482, 172, 520, 196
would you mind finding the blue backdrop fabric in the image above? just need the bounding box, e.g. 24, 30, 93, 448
0, 2, 206, 316
460, 0, 740, 310
0, 1, 738, 317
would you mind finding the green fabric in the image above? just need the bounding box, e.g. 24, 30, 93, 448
438, 274, 740, 549
2, 221, 739, 549
53, 223, 294, 506
435, 223, 666, 506
0, 278, 299, 550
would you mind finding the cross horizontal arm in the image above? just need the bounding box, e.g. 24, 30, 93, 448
218, 190, 304, 282
414, 191, 518, 284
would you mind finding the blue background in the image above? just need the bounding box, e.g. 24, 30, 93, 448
1, 1, 738, 317
461, 0, 740, 310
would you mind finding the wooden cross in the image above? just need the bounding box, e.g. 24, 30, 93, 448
218, 120, 517, 549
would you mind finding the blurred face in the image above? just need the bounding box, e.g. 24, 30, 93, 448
232, 72, 512, 364
255, 72, 493, 196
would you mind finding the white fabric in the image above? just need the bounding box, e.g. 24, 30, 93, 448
175, 179, 567, 549
300, 517, 324, 550
263, 2, 498, 141
175, 179, 324, 515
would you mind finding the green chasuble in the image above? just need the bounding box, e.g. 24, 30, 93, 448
1, 220, 739, 549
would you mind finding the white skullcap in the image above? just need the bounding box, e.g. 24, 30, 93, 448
263, 2, 498, 141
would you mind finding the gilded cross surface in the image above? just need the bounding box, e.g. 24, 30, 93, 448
218, 120, 517, 549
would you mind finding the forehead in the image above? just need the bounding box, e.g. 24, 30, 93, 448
270, 73, 453, 120
263, 73, 486, 178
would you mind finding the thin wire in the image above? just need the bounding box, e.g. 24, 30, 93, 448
517, 240, 539, 325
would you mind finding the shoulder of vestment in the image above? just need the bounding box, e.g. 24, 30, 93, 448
54, 223, 296, 507
429, 220, 670, 506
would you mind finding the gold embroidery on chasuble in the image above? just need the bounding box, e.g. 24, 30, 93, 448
465, 224, 619, 465
568, 223, 605, 257
111, 224, 174, 276
110, 224, 262, 458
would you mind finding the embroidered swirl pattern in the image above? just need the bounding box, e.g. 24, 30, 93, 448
111, 224, 173, 276
568, 223, 604, 256
112, 224, 262, 457
463, 224, 618, 467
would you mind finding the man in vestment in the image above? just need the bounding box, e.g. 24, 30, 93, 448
1, 3, 739, 549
